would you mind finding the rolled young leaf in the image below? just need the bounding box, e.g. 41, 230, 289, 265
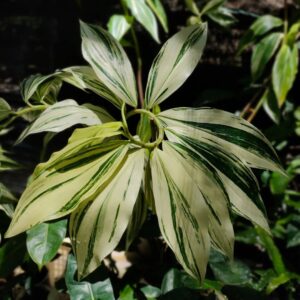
125, 0, 160, 43
70, 149, 146, 278
151, 148, 210, 281
80, 21, 138, 108
107, 14, 131, 41
17, 99, 113, 143
145, 24, 207, 108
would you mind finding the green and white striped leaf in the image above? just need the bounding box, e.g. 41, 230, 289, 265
61, 66, 122, 108
17, 99, 112, 143
200, 0, 225, 15
162, 141, 234, 258
70, 149, 145, 278
145, 24, 207, 108
146, 0, 168, 33
5, 125, 128, 237
251, 32, 283, 82
272, 44, 299, 106
26, 219, 67, 268
151, 148, 210, 281
80, 21, 138, 107
158, 107, 282, 172
107, 14, 131, 41
20, 73, 61, 105
164, 131, 270, 232
125, 0, 160, 43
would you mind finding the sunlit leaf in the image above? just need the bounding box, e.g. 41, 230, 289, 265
146, 0, 169, 33
145, 24, 207, 108
0, 98, 12, 121
70, 149, 145, 278
80, 21, 138, 107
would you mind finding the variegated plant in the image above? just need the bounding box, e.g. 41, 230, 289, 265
5, 21, 283, 282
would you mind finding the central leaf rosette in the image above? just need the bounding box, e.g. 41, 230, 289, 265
6, 21, 283, 281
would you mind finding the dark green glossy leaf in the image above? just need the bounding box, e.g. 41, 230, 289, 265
161, 268, 201, 294
66, 254, 114, 300
251, 32, 283, 82
26, 219, 67, 268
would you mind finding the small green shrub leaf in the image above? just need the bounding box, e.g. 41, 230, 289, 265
206, 7, 237, 28
125, 0, 160, 42
262, 87, 281, 124
26, 219, 67, 268
107, 14, 131, 41
80, 21, 138, 107
145, 24, 207, 108
238, 15, 283, 54
200, 0, 225, 15
65, 254, 114, 300
0, 98, 11, 121
251, 32, 283, 82
70, 149, 145, 278
272, 44, 299, 106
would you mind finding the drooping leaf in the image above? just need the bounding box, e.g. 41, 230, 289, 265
158, 107, 282, 172
151, 148, 210, 281
0, 148, 21, 171
26, 219, 67, 268
5, 124, 128, 238
262, 87, 281, 124
80, 21, 138, 107
20, 73, 61, 105
145, 24, 207, 108
0, 98, 12, 121
70, 149, 145, 278
107, 14, 131, 41
0, 183, 17, 203
17, 99, 110, 143
200, 0, 225, 15
251, 32, 283, 82
0, 203, 14, 218
146, 0, 169, 33
125, 0, 160, 43
238, 15, 283, 54
272, 44, 299, 106
65, 254, 114, 300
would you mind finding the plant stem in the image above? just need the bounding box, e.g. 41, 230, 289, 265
284, 0, 288, 36
13, 105, 47, 117
247, 94, 264, 123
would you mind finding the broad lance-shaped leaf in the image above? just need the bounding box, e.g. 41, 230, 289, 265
146, 0, 168, 33
164, 131, 270, 232
80, 21, 138, 108
5, 124, 128, 238
107, 14, 131, 41
151, 148, 210, 281
251, 32, 283, 82
272, 44, 299, 106
158, 107, 283, 172
162, 141, 234, 258
17, 99, 113, 143
125, 0, 160, 43
26, 219, 67, 268
145, 24, 207, 108
70, 149, 145, 278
